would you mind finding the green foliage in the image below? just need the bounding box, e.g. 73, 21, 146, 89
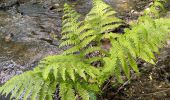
144, 0, 167, 17
0, 70, 56, 100
0, 0, 170, 100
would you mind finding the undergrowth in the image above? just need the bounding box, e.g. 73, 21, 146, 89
0, 0, 170, 100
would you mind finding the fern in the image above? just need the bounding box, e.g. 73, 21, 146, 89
0, 70, 56, 100
144, 0, 167, 17
40, 54, 99, 81
104, 16, 170, 82
0, 0, 170, 100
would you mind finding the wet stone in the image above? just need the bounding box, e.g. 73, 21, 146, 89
0, 0, 18, 8
0, 1, 63, 87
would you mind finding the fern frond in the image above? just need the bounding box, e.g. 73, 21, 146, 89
80, 36, 96, 48
127, 53, 139, 74
60, 4, 82, 48
81, 0, 124, 45
100, 24, 122, 33
59, 82, 68, 100
66, 85, 76, 100
0, 71, 56, 100
82, 47, 101, 56
79, 30, 95, 40
76, 83, 90, 100
59, 37, 79, 47
114, 62, 124, 83
84, 57, 103, 66
144, 0, 167, 17
100, 18, 122, 27
63, 46, 80, 55
110, 39, 131, 79
39, 55, 99, 81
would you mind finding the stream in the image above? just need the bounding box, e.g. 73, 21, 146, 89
0, 0, 169, 100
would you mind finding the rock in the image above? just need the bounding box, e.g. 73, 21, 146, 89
18, 3, 47, 15
0, 7, 62, 98
0, 0, 18, 8
0, 11, 12, 26
0, 2, 63, 85
105, 0, 133, 12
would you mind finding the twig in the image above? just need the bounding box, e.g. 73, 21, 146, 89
141, 88, 170, 96
114, 80, 130, 95
102, 79, 111, 91
113, 73, 139, 96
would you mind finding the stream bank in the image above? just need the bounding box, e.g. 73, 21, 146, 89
0, 0, 169, 100
0, 0, 150, 85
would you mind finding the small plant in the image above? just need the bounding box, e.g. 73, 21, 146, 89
0, 0, 170, 100
144, 0, 167, 17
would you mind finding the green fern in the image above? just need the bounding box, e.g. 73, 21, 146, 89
0, 70, 56, 100
144, 0, 167, 17
0, 0, 170, 100
103, 16, 170, 82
